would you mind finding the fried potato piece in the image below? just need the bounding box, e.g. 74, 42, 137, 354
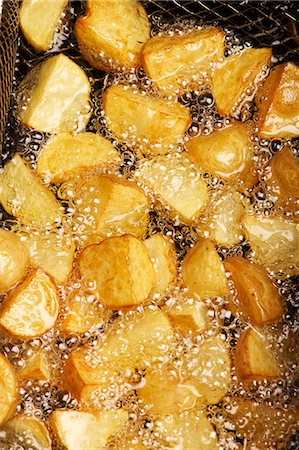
51, 409, 128, 450
62, 308, 174, 402
18, 352, 50, 382
103, 84, 191, 155
74, 174, 149, 239
156, 410, 218, 449
37, 132, 120, 184
186, 122, 256, 187
0, 155, 63, 229
243, 214, 299, 275
0, 354, 17, 426
235, 329, 281, 381
0, 269, 59, 340
212, 47, 272, 117
20, 0, 68, 51
256, 62, 299, 138
224, 256, 285, 324
75, 0, 150, 71
144, 234, 177, 297
20, 54, 91, 133
78, 235, 154, 309
182, 238, 229, 299
141, 27, 224, 95
167, 299, 211, 334
0, 415, 51, 450
60, 294, 103, 335
137, 153, 208, 221
0, 229, 29, 294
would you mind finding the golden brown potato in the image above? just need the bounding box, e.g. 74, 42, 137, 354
141, 27, 225, 95
18, 231, 75, 285
20, 0, 68, 51
182, 238, 229, 299
78, 235, 154, 309
75, 0, 150, 70
0, 415, 51, 450
186, 122, 256, 187
18, 352, 50, 381
103, 84, 191, 155
144, 234, 177, 297
51, 409, 128, 450
235, 329, 281, 382
0, 229, 29, 294
256, 62, 299, 138
37, 132, 120, 184
20, 54, 91, 133
212, 47, 272, 117
0, 269, 59, 340
0, 154, 63, 229
0, 353, 17, 426
224, 256, 285, 324
137, 152, 208, 221
167, 299, 211, 335
62, 308, 174, 402
60, 294, 103, 335
243, 214, 299, 275
73, 174, 149, 239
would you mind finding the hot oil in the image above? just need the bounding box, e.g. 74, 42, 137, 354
0, 7, 298, 450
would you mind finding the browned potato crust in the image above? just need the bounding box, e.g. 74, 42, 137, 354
0, 354, 18, 426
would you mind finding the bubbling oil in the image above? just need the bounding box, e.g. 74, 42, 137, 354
0, 8, 298, 450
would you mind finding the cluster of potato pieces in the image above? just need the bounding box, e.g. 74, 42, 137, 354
0, 0, 298, 448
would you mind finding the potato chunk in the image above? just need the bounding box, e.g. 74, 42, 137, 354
60, 294, 103, 335
256, 62, 299, 138
224, 256, 285, 324
0, 229, 29, 294
137, 153, 208, 221
37, 132, 120, 184
235, 329, 281, 381
18, 352, 50, 381
103, 84, 191, 155
0, 269, 59, 340
0, 155, 63, 229
167, 299, 211, 335
62, 308, 174, 403
243, 214, 299, 275
20, 0, 68, 51
78, 235, 154, 309
75, 0, 150, 70
141, 27, 224, 95
73, 174, 149, 239
186, 122, 256, 187
0, 354, 17, 426
144, 234, 177, 297
20, 54, 91, 133
212, 47, 272, 117
182, 238, 229, 299
0, 415, 51, 450
51, 409, 128, 450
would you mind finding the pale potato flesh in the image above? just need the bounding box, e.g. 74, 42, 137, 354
182, 238, 229, 299
78, 235, 154, 309
75, 0, 150, 70
20, 54, 91, 133
51, 409, 128, 450
0, 269, 59, 339
256, 62, 299, 138
212, 47, 272, 117
144, 234, 177, 297
137, 152, 208, 221
18, 352, 50, 381
224, 256, 285, 324
142, 27, 225, 94
103, 84, 191, 155
20, 0, 68, 51
186, 122, 256, 187
0, 229, 29, 294
37, 132, 120, 184
235, 329, 281, 381
0, 154, 63, 229
73, 174, 149, 239
167, 299, 211, 334
0, 354, 17, 426
0, 415, 51, 450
